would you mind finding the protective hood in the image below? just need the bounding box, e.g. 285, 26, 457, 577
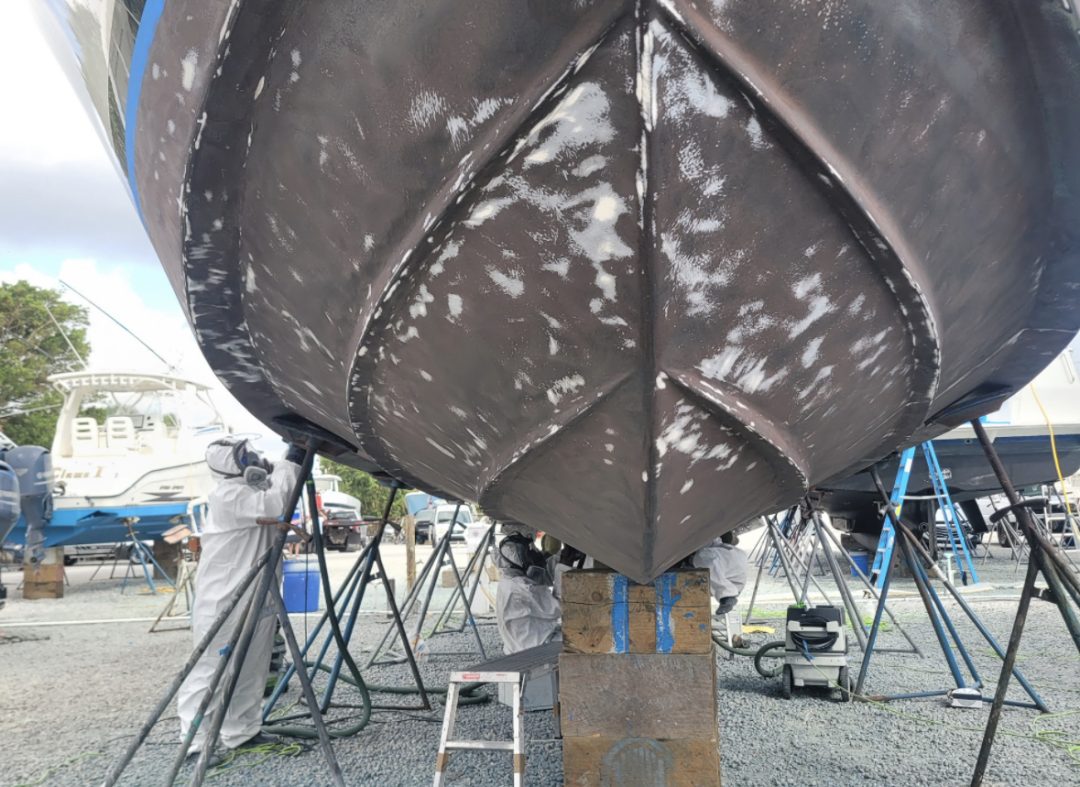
205, 438, 269, 478
497, 532, 550, 584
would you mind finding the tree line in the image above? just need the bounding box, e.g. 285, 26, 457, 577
0, 281, 90, 447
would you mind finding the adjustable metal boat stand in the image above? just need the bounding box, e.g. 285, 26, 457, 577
366, 505, 490, 667
747, 508, 832, 613
769, 507, 826, 583
742, 512, 846, 632
426, 522, 497, 639
803, 497, 921, 655
119, 517, 177, 595
263, 479, 432, 722
743, 512, 827, 617
855, 465, 1047, 714
740, 507, 920, 656
149, 556, 196, 633
100, 443, 347, 787
981, 496, 1030, 568
969, 419, 1080, 787
741, 514, 784, 624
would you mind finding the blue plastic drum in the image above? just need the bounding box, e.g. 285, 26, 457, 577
282, 560, 320, 613
850, 552, 871, 579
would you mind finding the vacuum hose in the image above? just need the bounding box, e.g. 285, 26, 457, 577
711, 634, 787, 678
263, 484, 489, 740
788, 614, 840, 662
262, 479, 373, 738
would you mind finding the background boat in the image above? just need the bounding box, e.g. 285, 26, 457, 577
822, 347, 1080, 547
5, 371, 227, 549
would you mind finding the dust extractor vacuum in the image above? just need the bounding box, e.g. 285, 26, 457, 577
781, 605, 850, 702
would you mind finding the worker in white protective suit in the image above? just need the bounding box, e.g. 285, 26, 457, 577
495, 525, 561, 654
692, 531, 749, 615
177, 438, 304, 754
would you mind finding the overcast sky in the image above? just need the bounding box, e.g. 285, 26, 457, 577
0, 0, 278, 450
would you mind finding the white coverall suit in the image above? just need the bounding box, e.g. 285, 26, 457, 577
495, 576, 561, 654
494, 529, 561, 654
692, 539, 749, 614
177, 457, 301, 751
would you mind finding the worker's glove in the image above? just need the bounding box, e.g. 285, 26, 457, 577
284, 444, 307, 466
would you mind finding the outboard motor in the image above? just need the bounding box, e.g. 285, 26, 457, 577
1, 446, 54, 567
0, 460, 19, 608
0, 460, 18, 542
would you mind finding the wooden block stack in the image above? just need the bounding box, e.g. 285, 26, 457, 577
559, 568, 720, 786
22, 562, 64, 600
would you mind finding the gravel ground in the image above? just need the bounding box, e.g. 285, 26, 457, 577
1, 542, 1079, 786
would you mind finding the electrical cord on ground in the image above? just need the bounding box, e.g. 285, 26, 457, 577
11, 752, 102, 787
782, 649, 1080, 767
206, 740, 313, 780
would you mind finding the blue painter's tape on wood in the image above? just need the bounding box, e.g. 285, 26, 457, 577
655, 573, 682, 654
611, 574, 629, 653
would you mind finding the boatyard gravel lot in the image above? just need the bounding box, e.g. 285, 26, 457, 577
2, 542, 1079, 786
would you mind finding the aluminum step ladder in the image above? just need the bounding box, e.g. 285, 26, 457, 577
433, 640, 561, 787
870, 441, 979, 588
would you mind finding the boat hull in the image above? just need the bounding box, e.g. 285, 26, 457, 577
5, 502, 198, 549
39, 1, 1080, 580
821, 428, 1080, 536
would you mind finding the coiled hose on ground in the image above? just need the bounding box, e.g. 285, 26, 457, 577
262, 485, 488, 740
711, 634, 787, 678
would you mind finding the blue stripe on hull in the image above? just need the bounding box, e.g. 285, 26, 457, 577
124, 0, 168, 218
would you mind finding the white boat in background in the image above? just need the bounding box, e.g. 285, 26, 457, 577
946, 350, 1080, 446
6, 371, 230, 548
312, 472, 363, 519
823, 348, 1080, 540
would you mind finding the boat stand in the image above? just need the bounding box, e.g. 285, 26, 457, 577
981, 496, 1029, 567
426, 523, 497, 639
803, 498, 921, 655
855, 465, 1046, 713
742, 506, 919, 655
149, 557, 196, 633
102, 444, 346, 787
742, 511, 825, 621
118, 518, 176, 595
366, 509, 492, 667
969, 420, 1080, 786
262, 479, 431, 721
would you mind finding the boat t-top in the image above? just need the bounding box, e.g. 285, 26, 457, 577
6, 371, 228, 549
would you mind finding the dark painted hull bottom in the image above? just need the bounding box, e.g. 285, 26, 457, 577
40, 0, 1080, 579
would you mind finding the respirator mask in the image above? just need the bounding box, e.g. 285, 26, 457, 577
206, 438, 273, 488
